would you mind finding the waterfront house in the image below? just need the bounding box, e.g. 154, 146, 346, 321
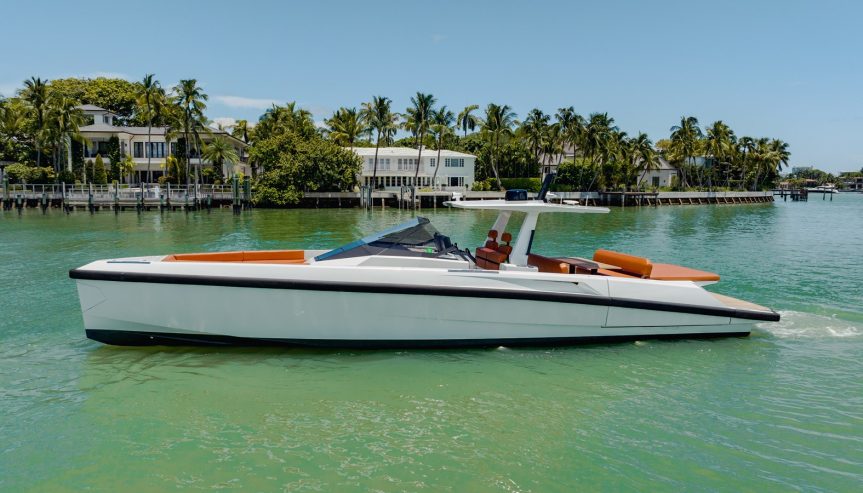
351, 147, 476, 190
77, 105, 250, 182
841, 174, 862, 191
538, 143, 576, 178
637, 158, 678, 188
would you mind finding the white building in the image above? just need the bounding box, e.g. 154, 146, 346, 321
637, 157, 678, 188
77, 105, 250, 182
351, 147, 476, 190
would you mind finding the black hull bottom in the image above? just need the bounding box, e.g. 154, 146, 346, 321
86, 329, 751, 349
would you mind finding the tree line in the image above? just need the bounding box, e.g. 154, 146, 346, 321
0, 76, 240, 186
1, 77, 792, 197
324, 94, 791, 191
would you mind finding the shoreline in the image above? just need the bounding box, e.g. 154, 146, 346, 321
1, 189, 777, 212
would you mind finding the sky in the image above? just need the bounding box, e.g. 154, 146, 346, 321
2, 0, 861, 173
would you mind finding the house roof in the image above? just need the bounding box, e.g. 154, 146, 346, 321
351, 146, 475, 158
77, 104, 110, 112
78, 124, 247, 146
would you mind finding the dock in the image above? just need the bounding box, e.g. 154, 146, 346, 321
1, 181, 252, 213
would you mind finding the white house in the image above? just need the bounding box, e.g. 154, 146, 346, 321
351, 147, 476, 190
637, 157, 678, 188
77, 105, 250, 182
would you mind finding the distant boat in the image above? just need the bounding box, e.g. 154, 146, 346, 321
806, 185, 839, 194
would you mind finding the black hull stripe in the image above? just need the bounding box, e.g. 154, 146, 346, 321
69, 269, 780, 322
86, 329, 752, 348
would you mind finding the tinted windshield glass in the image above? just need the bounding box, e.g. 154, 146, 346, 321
314, 217, 447, 261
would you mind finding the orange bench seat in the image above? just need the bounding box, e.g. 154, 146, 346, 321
163, 250, 306, 264
592, 249, 719, 282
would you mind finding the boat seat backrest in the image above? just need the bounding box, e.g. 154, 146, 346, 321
475, 247, 507, 270
483, 229, 499, 250
527, 253, 569, 274
494, 232, 513, 260
593, 249, 653, 277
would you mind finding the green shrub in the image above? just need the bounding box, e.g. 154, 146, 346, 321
4, 164, 56, 183
57, 170, 77, 183
471, 179, 494, 191
93, 155, 108, 184
500, 177, 541, 192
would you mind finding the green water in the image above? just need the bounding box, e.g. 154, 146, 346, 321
1, 195, 862, 492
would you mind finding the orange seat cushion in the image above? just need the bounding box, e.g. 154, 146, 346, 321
167, 252, 245, 262
164, 250, 305, 264
527, 253, 569, 274
593, 249, 653, 277
596, 268, 640, 278
497, 244, 513, 260
243, 259, 306, 265
477, 247, 507, 264
649, 263, 720, 282
242, 250, 305, 261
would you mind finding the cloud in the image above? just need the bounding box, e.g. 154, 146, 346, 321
213, 95, 280, 109
210, 117, 237, 130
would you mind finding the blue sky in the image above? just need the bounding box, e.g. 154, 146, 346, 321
2, 0, 861, 172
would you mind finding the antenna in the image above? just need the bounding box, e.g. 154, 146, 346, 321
537, 173, 556, 202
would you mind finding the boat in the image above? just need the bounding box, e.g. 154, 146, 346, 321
70, 176, 779, 348
806, 184, 839, 194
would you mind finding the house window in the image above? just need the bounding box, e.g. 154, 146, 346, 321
146, 142, 165, 158
652, 176, 660, 187
445, 158, 465, 167
430, 158, 435, 167
102, 115, 111, 124
133, 142, 143, 158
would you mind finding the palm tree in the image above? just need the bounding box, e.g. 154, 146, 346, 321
555, 106, 585, 163
737, 136, 756, 190
631, 132, 658, 188
137, 74, 164, 184
582, 113, 617, 191
703, 121, 737, 189
232, 119, 250, 144
48, 96, 86, 174
541, 122, 563, 177
751, 138, 789, 190
172, 79, 208, 193
522, 108, 550, 170
22, 77, 49, 167
669, 116, 702, 188
326, 107, 366, 151
404, 92, 436, 186
429, 106, 455, 188
457, 104, 480, 137
360, 96, 398, 190
256, 102, 314, 140
202, 135, 239, 180
480, 103, 517, 190
118, 155, 136, 184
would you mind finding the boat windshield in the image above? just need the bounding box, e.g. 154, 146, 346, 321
314, 217, 457, 261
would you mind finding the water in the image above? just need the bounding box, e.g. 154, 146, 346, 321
1, 195, 862, 491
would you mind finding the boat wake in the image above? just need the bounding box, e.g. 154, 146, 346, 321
759, 310, 863, 339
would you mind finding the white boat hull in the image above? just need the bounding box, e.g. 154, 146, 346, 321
72, 260, 773, 347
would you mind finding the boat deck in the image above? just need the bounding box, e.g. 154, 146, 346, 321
710, 292, 774, 313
